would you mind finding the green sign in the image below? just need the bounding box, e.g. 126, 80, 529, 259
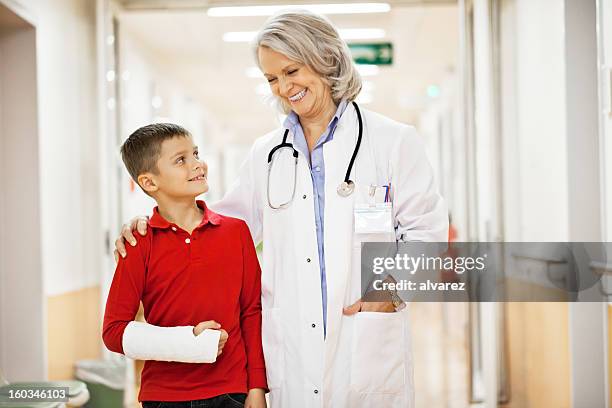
349, 42, 393, 65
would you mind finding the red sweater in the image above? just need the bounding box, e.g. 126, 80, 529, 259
103, 201, 267, 402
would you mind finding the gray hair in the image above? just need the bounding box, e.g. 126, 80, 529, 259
254, 9, 362, 113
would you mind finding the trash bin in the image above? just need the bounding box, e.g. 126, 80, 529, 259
75, 359, 125, 408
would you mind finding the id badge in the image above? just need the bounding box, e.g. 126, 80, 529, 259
354, 202, 393, 234
353, 184, 394, 234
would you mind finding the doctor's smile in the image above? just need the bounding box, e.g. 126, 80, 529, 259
288, 88, 307, 103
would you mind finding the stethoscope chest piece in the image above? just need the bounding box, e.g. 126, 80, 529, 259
337, 180, 355, 197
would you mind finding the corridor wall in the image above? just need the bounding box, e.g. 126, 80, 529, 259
0, 0, 104, 381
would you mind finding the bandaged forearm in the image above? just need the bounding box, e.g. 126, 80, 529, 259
122, 321, 220, 363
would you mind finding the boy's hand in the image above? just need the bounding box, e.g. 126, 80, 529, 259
245, 388, 266, 408
114, 216, 148, 262
193, 321, 228, 356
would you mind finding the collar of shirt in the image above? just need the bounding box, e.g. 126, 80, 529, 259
283, 99, 349, 158
149, 200, 222, 230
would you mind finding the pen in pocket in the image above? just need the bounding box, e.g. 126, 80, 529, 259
384, 183, 391, 203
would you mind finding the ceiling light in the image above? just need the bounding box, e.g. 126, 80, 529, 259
209, 3, 390, 17
225, 28, 384, 43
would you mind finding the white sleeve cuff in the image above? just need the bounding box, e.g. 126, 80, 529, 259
122, 321, 221, 363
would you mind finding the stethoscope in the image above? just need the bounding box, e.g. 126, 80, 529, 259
267, 101, 364, 209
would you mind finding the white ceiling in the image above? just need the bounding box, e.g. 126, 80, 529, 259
118, 2, 458, 144
119, 0, 456, 9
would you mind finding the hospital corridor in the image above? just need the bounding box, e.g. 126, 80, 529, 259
1, 0, 612, 407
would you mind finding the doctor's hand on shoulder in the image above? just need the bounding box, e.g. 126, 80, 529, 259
114, 216, 148, 262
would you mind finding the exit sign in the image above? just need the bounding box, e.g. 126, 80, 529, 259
349, 42, 393, 65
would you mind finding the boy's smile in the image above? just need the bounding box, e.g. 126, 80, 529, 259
188, 174, 206, 182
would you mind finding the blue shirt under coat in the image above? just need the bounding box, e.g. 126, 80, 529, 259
282, 99, 349, 337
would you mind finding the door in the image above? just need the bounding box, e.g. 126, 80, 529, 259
0, 0, 44, 381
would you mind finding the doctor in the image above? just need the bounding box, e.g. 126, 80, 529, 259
115, 10, 447, 408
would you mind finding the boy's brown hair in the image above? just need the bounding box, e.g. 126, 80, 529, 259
120, 123, 191, 182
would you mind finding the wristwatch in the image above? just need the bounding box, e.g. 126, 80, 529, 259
390, 290, 406, 311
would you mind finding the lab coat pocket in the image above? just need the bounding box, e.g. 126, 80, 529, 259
350, 311, 406, 394
352, 231, 397, 286
262, 308, 284, 389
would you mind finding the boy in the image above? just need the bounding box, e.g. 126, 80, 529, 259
103, 123, 267, 407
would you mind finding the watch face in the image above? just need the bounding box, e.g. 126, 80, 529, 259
391, 293, 404, 310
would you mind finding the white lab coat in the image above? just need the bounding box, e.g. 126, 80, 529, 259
212, 103, 448, 408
